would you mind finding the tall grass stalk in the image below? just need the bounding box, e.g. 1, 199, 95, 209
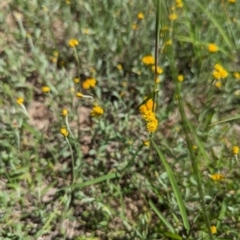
152, 0, 190, 234
177, 86, 213, 239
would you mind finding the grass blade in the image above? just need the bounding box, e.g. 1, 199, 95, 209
209, 115, 240, 126
149, 200, 175, 233
151, 139, 190, 232
72, 172, 119, 190
195, 0, 233, 49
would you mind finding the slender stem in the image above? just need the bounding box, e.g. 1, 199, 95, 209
152, 0, 161, 118
177, 91, 214, 240
73, 46, 81, 91
65, 116, 74, 138
154, 0, 160, 89
65, 137, 75, 184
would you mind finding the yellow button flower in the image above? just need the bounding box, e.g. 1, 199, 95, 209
76, 92, 83, 98
176, 0, 183, 8
61, 108, 68, 117
212, 64, 228, 80
42, 86, 50, 93
169, 13, 177, 21
91, 105, 104, 117
210, 173, 224, 181
132, 23, 137, 30
147, 118, 159, 133
143, 110, 156, 122
215, 80, 222, 89
82, 78, 97, 89
208, 43, 218, 53
137, 12, 144, 19
210, 226, 217, 234
74, 77, 80, 83
117, 64, 123, 70
142, 55, 155, 65
139, 104, 147, 114
177, 74, 184, 82
192, 145, 198, 150
16, 97, 24, 105
143, 140, 150, 146
232, 146, 239, 155
234, 72, 240, 80
151, 66, 163, 75
60, 127, 69, 137
68, 38, 79, 47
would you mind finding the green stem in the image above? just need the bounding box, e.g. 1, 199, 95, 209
177, 88, 214, 240
73, 46, 81, 91
65, 137, 75, 185
64, 116, 74, 138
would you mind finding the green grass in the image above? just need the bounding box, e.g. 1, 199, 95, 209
1, 0, 240, 239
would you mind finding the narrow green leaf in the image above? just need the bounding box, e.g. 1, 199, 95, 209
149, 200, 175, 233
217, 201, 227, 228
185, 120, 212, 164
164, 231, 183, 240
72, 172, 119, 190
209, 115, 240, 126
151, 139, 190, 232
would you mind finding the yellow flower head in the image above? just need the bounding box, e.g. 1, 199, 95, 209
146, 99, 156, 111
42, 86, 50, 93
147, 118, 159, 133
16, 97, 24, 105
212, 64, 228, 80
132, 23, 137, 30
228, 0, 236, 3
208, 43, 218, 53
117, 64, 123, 70
139, 99, 156, 115
68, 38, 79, 48
177, 74, 184, 82
151, 66, 163, 75
139, 104, 147, 114
143, 140, 150, 146
82, 78, 97, 89
215, 80, 222, 89
165, 39, 172, 45
234, 72, 240, 80
139, 98, 158, 133
176, 0, 183, 8
74, 77, 80, 83
232, 146, 239, 155
50, 57, 57, 63
137, 12, 144, 19
142, 55, 155, 65
142, 110, 156, 122
210, 173, 224, 181
91, 105, 104, 117
210, 226, 217, 234
192, 145, 198, 150
76, 92, 83, 98
60, 127, 69, 137
169, 13, 177, 21
53, 51, 59, 57
61, 108, 68, 117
